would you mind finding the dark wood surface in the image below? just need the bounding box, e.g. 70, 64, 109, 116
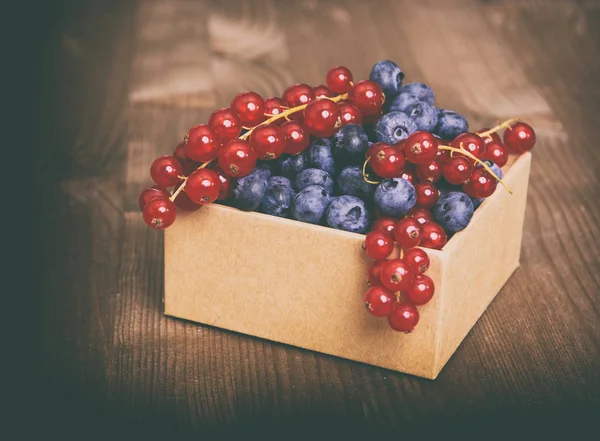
24, 0, 600, 438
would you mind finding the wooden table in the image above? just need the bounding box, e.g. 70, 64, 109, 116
24, 0, 600, 438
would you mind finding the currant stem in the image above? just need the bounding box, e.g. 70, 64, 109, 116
477, 118, 519, 138
361, 156, 381, 185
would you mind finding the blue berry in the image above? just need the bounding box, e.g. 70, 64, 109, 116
256, 159, 276, 177
295, 168, 334, 194
325, 195, 370, 234
433, 191, 474, 233
333, 124, 369, 165
374, 178, 416, 217
471, 197, 484, 209
231, 168, 269, 211
477, 161, 503, 179
403, 101, 438, 131
387, 92, 419, 113
337, 166, 376, 201
434, 109, 469, 140
398, 82, 434, 105
291, 185, 330, 225
369, 60, 404, 97
306, 138, 336, 176
260, 176, 296, 218
375, 111, 418, 144
278, 152, 308, 179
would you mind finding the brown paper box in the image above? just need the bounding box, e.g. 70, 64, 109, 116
164, 152, 531, 379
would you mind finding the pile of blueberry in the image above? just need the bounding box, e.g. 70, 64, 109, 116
139, 60, 536, 333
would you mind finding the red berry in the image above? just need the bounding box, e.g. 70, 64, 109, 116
403, 131, 439, 165
185, 124, 220, 162
371, 217, 396, 235
212, 166, 235, 200
282, 83, 315, 108
364, 231, 394, 260
263, 97, 287, 119
415, 182, 439, 209
218, 140, 257, 177
367, 260, 386, 287
415, 160, 442, 183
420, 222, 447, 250
326, 66, 354, 94
463, 168, 498, 198
478, 128, 502, 146
436, 148, 452, 164
403, 248, 430, 274
400, 162, 416, 184
380, 259, 414, 292
338, 101, 363, 126
452, 133, 486, 160
173, 141, 197, 175
249, 124, 287, 160
407, 207, 433, 225
394, 217, 423, 249
313, 84, 335, 98
366, 141, 386, 159
281, 121, 310, 155
503, 122, 536, 153
370, 144, 405, 178
150, 155, 183, 187
186, 169, 221, 204
303, 99, 342, 138
143, 198, 177, 229
363, 111, 383, 124
138, 185, 169, 211
231, 91, 265, 127
405, 274, 435, 306
364, 286, 395, 317
483, 141, 508, 167
442, 156, 473, 185
174, 186, 202, 212
348, 80, 384, 116
388, 302, 419, 333
208, 108, 242, 143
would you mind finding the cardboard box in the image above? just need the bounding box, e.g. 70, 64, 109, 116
164, 152, 531, 379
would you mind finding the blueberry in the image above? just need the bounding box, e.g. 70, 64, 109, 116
374, 178, 416, 217
256, 160, 276, 177
291, 185, 330, 225
333, 124, 370, 165
369, 60, 404, 98
306, 138, 336, 176
375, 111, 418, 144
434, 109, 469, 140
403, 101, 439, 131
433, 191, 474, 233
337, 166, 376, 201
295, 168, 334, 194
477, 161, 503, 179
387, 92, 419, 113
325, 195, 370, 234
278, 152, 308, 179
260, 176, 296, 218
231, 168, 269, 211
398, 82, 435, 105
471, 197, 484, 209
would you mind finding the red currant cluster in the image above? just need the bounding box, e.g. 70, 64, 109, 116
139, 66, 385, 229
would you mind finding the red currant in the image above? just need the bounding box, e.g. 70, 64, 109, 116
326, 66, 354, 94
403, 131, 439, 164
338, 101, 363, 126
380, 259, 414, 292
407, 207, 433, 225
313, 84, 335, 98
415, 182, 439, 208
503, 122, 536, 153
364, 286, 395, 317
367, 260, 386, 287
387, 302, 419, 333
303, 99, 342, 138
442, 156, 473, 185
212, 166, 235, 200
185, 124, 220, 163
370, 144, 405, 179
263, 97, 287, 119
249, 124, 287, 160
138, 185, 169, 211
400, 162, 416, 184
403, 248, 430, 274
150, 155, 183, 187
173, 141, 197, 175
218, 140, 257, 177
394, 217, 423, 249
371, 217, 396, 235
186, 169, 221, 204
366, 141, 385, 159
282, 83, 315, 108
420, 222, 447, 250
436, 148, 451, 164
208, 108, 242, 143
231, 91, 266, 127
452, 133, 486, 160
415, 159, 442, 183
478, 128, 502, 146
463, 168, 498, 198
364, 230, 394, 260
348, 80, 384, 116
174, 187, 202, 211
281, 121, 310, 155
483, 141, 508, 167
143, 198, 177, 229
405, 274, 435, 306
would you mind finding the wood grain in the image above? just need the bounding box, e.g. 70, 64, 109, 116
24, 0, 600, 438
